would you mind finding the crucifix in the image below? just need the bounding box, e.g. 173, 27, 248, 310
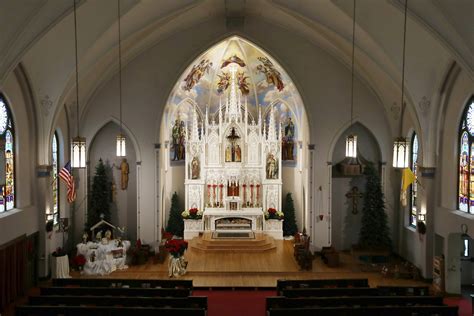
345, 186, 363, 214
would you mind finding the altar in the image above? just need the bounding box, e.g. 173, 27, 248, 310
183, 59, 283, 240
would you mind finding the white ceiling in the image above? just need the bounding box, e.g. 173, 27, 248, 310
0, 0, 473, 134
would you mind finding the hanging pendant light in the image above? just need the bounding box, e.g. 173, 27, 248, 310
116, 0, 126, 157
71, 0, 86, 168
392, 0, 409, 168
345, 0, 357, 158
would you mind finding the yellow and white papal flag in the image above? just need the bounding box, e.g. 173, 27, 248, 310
401, 168, 416, 207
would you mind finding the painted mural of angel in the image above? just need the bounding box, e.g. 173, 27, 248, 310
237, 72, 250, 95
183, 59, 213, 91
256, 56, 284, 91
216, 71, 231, 94
221, 54, 246, 68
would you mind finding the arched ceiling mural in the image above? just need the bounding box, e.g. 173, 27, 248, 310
165, 36, 306, 137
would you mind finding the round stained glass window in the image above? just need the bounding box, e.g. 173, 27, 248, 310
0, 99, 8, 135
467, 103, 474, 135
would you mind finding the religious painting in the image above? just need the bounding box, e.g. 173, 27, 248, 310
171, 115, 186, 161
256, 56, 284, 92
182, 59, 212, 91
282, 115, 295, 161
266, 153, 278, 179
190, 156, 200, 180
225, 127, 242, 162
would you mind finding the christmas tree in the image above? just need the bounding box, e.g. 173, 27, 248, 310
283, 192, 298, 236
358, 162, 392, 249
166, 192, 184, 237
87, 159, 112, 228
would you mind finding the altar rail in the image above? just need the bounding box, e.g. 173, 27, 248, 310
52, 278, 192, 289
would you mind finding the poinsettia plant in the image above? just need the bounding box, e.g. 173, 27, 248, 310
181, 207, 203, 219
265, 207, 284, 220
165, 239, 188, 258
72, 254, 86, 269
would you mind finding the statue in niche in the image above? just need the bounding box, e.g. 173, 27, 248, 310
282, 116, 295, 161
171, 118, 186, 161
191, 156, 200, 179
225, 145, 232, 162
266, 153, 278, 179
226, 127, 241, 162
235, 144, 242, 162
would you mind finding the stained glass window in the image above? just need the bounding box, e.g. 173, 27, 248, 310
0, 94, 15, 213
409, 133, 419, 227
48, 133, 60, 224
458, 97, 474, 214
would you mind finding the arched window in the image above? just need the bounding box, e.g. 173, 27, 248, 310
0, 94, 15, 213
48, 132, 60, 224
409, 133, 418, 226
458, 97, 474, 214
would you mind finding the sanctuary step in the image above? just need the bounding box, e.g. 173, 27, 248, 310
190, 232, 276, 252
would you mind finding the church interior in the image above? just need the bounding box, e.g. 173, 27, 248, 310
0, 0, 473, 315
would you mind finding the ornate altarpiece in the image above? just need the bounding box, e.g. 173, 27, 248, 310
184, 62, 282, 239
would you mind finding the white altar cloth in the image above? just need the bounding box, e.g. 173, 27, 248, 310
76, 240, 130, 276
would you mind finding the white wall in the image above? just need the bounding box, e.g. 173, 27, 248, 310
87, 121, 138, 241
331, 123, 381, 250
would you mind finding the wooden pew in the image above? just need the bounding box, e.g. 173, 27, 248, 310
40, 286, 190, 297
281, 287, 379, 297
377, 285, 430, 296
52, 278, 192, 289
266, 295, 444, 309
268, 305, 458, 316
16, 305, 206, 316
277, 278, 369, 293
28, 295, 207, 309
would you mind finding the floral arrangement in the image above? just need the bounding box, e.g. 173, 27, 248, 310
72, 254, 86, 269
165, 239, 188, 258
181, 207, 203, 219
265, 207, 284, 220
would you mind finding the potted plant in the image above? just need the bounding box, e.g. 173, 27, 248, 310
265, 207, 284, 220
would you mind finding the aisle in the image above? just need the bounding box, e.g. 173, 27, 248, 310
193, 289, 276, 316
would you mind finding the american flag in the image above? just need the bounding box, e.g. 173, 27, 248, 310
59, 161, 76, 203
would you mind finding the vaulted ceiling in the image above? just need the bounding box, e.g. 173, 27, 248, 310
1, 0, 473, 137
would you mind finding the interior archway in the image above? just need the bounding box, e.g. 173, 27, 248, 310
159, 36, 310, 230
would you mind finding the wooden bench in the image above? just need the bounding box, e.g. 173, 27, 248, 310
28, 295, 207, 308
377, 285, 430, 296
281, 287, 379, 297
16, 305, 206, 316
40, 287, 190, 297
268, 305, 458, 316
266, 295, 444, 309
52, 278, 192, 289
277, 278, 369, 294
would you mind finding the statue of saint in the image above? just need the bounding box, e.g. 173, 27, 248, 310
266, 153, 278, 179
225, 145, 232, 162
235, 144, 241, 162
171, 118, 186, 161
191, 157, 200, 179
116, 158, 129, 190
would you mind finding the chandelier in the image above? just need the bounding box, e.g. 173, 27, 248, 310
345, 0, 357, 158
116, 0, 126, 157
71, 0, 86, 168
392, 0, 409, 168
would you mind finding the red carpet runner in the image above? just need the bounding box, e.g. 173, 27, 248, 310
193, 290, 277, 316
